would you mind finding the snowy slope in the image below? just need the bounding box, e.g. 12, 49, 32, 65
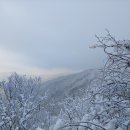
41, 69, 101, 102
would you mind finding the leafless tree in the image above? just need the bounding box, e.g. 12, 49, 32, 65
91, 30, 130, 129
0, 73, 47, 130
58, 31, 130, 130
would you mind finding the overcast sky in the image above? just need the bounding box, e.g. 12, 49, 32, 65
0, 0, 130, 79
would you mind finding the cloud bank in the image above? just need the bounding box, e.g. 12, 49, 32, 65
0, 0, 130, 78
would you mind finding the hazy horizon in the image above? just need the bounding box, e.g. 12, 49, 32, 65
0, 0, 130, 79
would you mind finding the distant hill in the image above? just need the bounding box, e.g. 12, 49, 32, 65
41, 69, 101, 104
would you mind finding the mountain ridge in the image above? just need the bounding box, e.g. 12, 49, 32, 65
41, 69, 101, 102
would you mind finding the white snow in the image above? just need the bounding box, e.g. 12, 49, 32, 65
53, 119, 64, 130
36, 127, 44, 130
105, 119, 116, 130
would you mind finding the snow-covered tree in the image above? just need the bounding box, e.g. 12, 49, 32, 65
0, 73, 47, 130
90, 30, 130, 129
59, 31, 130, 130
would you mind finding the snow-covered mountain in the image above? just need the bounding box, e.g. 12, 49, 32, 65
41, 69, 101, 103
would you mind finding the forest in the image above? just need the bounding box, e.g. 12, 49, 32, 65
0, 32, 130, 130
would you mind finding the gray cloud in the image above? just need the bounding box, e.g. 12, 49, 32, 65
0, 0, 130, 74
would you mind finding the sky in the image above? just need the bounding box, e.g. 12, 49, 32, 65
0, 0, 130, 79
